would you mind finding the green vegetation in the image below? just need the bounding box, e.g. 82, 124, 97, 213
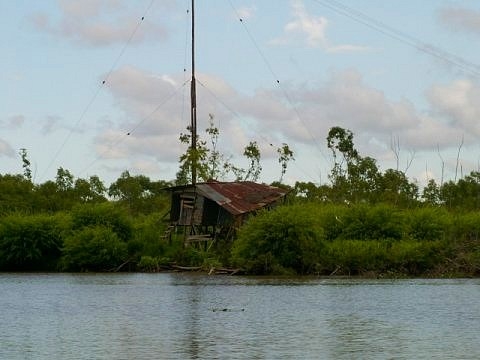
232, 203, 462, 276
1, 127, 480, 276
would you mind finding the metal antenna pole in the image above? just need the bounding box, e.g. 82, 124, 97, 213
190, 0, 197, 185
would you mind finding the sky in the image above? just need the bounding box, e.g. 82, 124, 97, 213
2, 0, 480, 187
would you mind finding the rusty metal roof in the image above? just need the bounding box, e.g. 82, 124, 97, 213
169, 181, 288, 215
197, 181, 288, 215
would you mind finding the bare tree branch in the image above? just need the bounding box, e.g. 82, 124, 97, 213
454, 135, 464, 183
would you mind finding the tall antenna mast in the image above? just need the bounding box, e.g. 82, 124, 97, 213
190, 0, 197, 185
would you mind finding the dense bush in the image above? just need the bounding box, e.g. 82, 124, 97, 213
131, 212, 167, 259
232, 204, 325, 274
320, 239, 443, 276
405, 207, 450, 241
70, 202, 133, 241
59, 203, 135, 271
0, 213, 68, 270
321, 240, 388, 274
338, 204, 404, 241
61, 226, 128, 271
231, 203, 460, 275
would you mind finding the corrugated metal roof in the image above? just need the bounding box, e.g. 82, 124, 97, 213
195, 181, 288, 215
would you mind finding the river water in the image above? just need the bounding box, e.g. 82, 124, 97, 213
1, 273, 479, 359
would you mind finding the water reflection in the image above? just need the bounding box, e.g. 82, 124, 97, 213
180, 275, 202, 358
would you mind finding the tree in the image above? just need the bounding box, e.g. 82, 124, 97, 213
326, 127, 381, 203
242, 141, 262, 181
377, 169, 418, 206
0, 174, 35, 213
440, 171, 480, 210
109, 171, 169, 214
55, 167, 74, 192
177, 116, 293, 184
74, 176, 107, 203
422, 179, 441, 205
277, 143, 294, 183
204, 114, 230, 180
176, 126, 209, 185
19, 148, 32, 182
327, 126, 358, 181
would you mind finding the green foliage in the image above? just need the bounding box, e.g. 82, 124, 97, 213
60, 202, 134, 271
339, 204, 404, 241
74, 175, 107, 203
230, 202, 455, 275
70, 202, 133, 242
322, 240, 388, 275
0, 213, 68, 270
232, 204, 325, 274
377, 169, 419, 206
61, 226, 128, 271
55, 167, 74, 192
19, 148, 32, 181
422, 179, 441, 205
277, 143, 294, 183
388, 240, 443, 275
314, 204, 347, 241
452, 212, 480, 242
321, 240, 442, 276
0, 174, 34, 214
108, 171, 170, 214
5, 124, 480, 276
176, 119, 294, 184
130, 212, 167, 259
242, 141, 262, 181
406, 207, 450, 241
440, 172, 480, 210
137, 256, 167, 272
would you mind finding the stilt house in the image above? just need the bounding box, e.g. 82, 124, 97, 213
166, 180, 288, 245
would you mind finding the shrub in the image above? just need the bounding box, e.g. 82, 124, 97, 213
232, 204, 325, 274
406, 207, 450, 241
0, 213, 68, 271
61, 226, 128, 271
322, 240, 388, 275
131, 212, 167, 259
452, 212, 480, 242
388, 240, 443, 275
70, 203, 133, 241
337, 204, 404, 241
315, 205, 347, 241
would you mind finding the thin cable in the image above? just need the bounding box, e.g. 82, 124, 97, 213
40, 0, 156, 181
227, 0, 328, 162
312, 0, 480, 78
78, 80, 189, 176
196, 78, 319, 182
181, 1, 191, 125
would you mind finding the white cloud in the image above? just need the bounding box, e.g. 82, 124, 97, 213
232, 69, 480, 163
427, 79, 480, 136
96, 64, 480, 183
270, 0, 368, 52
31, 0, 171, 47
270, 0, 328, 47
96, 66, 247, 167
235, 5, 256, 21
